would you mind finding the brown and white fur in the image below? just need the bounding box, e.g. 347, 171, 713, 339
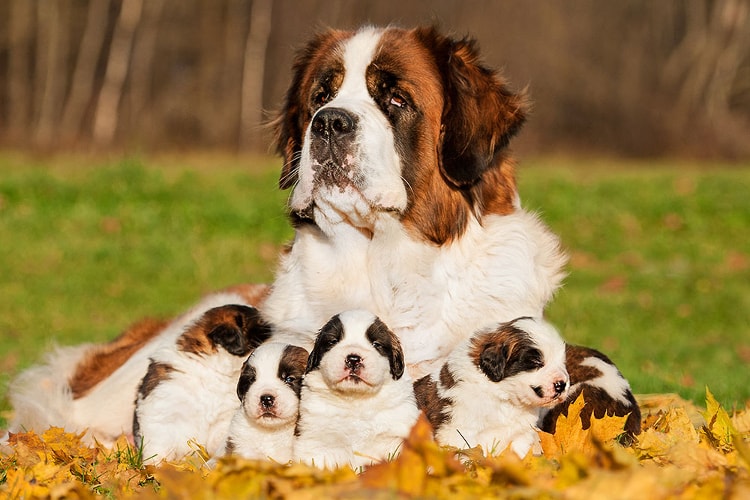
6, 284, 268, 447
7, 25, 566, 443
264, 25, 566, 379
223, 342, 308, 463
133, 303, 272, 462
294, 310, 420, 470
539, 344, 641, 441
414, 317, 569, 457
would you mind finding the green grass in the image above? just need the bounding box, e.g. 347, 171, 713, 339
519, 158, 750, 409
1, 154, 748, 428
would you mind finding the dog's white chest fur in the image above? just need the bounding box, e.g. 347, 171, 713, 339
265, 212, 564, 378
294, 372, 419, 470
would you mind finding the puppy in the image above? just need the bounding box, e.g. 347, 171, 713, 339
223, 342, 308, 463
133, 304, 271, 462
294, 310, 420, 470
6, 284, 269, 447
539, 344, 641, 441
414, 317, 569, 458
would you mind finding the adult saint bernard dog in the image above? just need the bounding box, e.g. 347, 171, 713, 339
265, 25, 566, 377
5, 25, 567, 446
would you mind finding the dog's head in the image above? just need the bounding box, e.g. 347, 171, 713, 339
177, 304, 273, 357
306, 310, 405, 395
236, 342, 309, 428
469, 317, 569, 407
274, 25, 527, 244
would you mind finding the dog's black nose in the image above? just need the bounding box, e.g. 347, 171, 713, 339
260, 394, 275, 408
553, 380, 567, 396
311, 107, 355, 140
345, 354, 362, 369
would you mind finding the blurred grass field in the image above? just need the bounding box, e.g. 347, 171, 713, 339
1, 153, 749, 427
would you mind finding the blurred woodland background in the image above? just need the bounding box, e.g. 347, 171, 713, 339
1, 0, 750, 159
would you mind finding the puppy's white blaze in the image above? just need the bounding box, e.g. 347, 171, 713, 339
578, 356, 632, 405
513, 317, 568, 372
337, 309, 379, 331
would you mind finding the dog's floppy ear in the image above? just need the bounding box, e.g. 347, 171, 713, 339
274, 29, 349, 190
478, 343, 509, 383
366, 318, 405, 380
236, 359, 256, 402
306, 315, 345, 373
419, 27, 527, 188
207, 305, 273, 357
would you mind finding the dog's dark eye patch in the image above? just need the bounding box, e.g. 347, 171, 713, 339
310, 65, 344, 111
366, 65, 416, 123
471, 320, 544, 382
505, 346, 544, 377
278, 344, 308, 397
306, 315, 345, 373
237, 361, 257, 402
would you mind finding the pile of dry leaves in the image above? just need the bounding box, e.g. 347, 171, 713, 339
2, 389, 749, 499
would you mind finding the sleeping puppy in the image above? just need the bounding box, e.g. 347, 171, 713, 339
294, 310, 420, 470
539, 344, 641, 441
414, 317, 569, 458
223, 342, 309, 463
134, 304, 272, 462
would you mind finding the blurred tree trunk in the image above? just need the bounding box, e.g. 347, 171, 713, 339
60, 0, 111, 145
35, 0, 71, 147
7, 0, 34, 143
240, 0, 273, 151
221, 0, 249, 148
197, 0, 225, 146
127, 0, 166, 138
662, 0, 750, 131
93, 0, 143, 146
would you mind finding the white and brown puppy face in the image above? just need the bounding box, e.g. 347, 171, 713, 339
306, 310, 405, 396
275, 26, 527, 243
470, 317, 569, 407
236, 342, 309, 429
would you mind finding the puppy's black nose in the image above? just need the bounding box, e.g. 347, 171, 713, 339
311, 107, 355, 140
553, 380, 567, 396
260, 394, 275, 408
345, 354, 361, 369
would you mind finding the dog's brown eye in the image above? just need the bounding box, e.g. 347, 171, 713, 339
313, 90, 331, 107
389, 94, 406, 108
284, 375, 296, 385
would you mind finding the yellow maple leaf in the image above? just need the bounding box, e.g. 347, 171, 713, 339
540, 392, 632, 461
636, 407, 700, 460
359, 413, 463, 496
732, 403, 750, 434
701, 387, 738, 452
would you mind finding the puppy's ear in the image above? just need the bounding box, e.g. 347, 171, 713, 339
479, 343, 509, 383
366, 318, 405, 380
236, 360, 256, 402
207, 305, 272, 357
418, 27, 527, 188
389, 346, 405, 380
306, 315, 344, 373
